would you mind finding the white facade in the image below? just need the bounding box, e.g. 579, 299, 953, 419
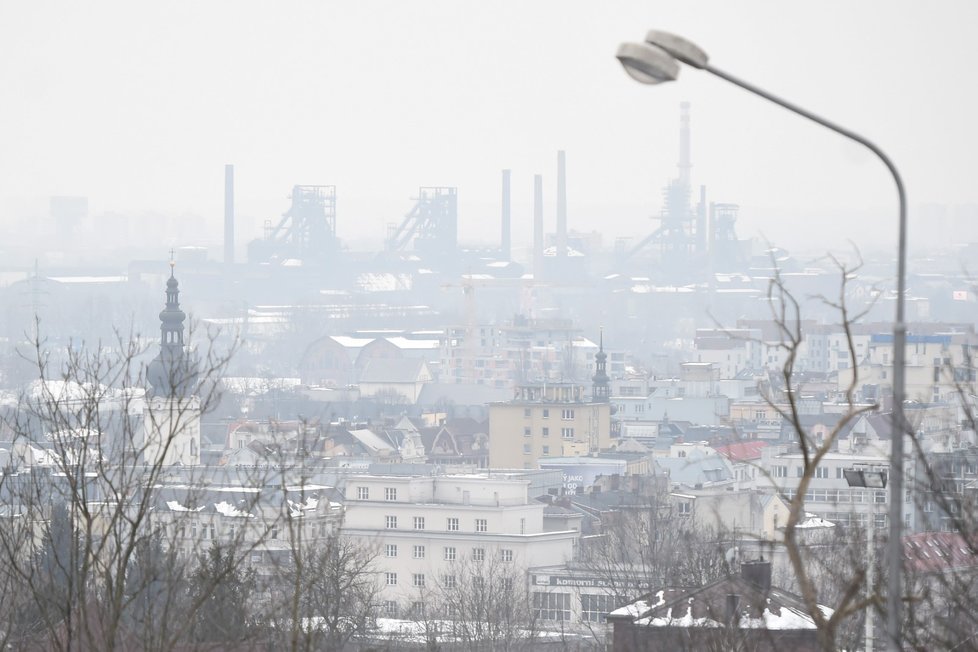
341, 473, 577, 615
143, 396, 201, 466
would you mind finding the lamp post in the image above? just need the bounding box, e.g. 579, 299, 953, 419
845, 467, 889, 652
617, 31, 907, 650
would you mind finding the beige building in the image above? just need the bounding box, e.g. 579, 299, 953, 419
488, 383, 612, 469
341, 472, 577, 617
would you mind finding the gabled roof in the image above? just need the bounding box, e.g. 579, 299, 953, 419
714, 440, 768, 462
359, 358, 429, 384
610, 575, 829, 631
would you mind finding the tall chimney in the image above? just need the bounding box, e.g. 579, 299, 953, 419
556, 150, 567, 259
679, 101, 691, 187
501, 169, 511, 260
696, 184, 707, 254
224, 164, 234, 265
534, 174, 544, 279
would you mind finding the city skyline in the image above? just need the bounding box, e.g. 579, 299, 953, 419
1, 1, 976, 261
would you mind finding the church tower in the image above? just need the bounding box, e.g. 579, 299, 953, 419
144, 260, 200, 466
592, 328, 610, 403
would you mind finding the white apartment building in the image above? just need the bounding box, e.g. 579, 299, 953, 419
746, 449, 897, 530
341, 472, 578, 617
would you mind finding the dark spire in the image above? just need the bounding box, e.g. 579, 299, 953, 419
147, 261, 197, 398
592, 327, 610, 403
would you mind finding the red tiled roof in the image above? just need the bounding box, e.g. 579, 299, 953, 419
714, 440, 768, 462
903, 531, 978, 573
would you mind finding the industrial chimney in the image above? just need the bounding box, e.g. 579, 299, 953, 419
224, 164, 234, 265
501, 169, 511, 260
556, 150, 567, 260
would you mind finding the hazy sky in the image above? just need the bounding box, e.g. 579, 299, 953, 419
1, 1, 976, 259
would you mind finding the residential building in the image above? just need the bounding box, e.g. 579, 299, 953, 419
488, 383, 613, 469
340, 472, 577, 616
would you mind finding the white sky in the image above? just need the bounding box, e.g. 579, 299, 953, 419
1, 1, 976, 257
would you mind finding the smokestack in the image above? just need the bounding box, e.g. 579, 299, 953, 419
534, 174, 544, 279
556, 150, 567, 259
696, 185, 707, 254
679, 102, 691, 187
224, 164, 234, 265
501, 169, 511, 260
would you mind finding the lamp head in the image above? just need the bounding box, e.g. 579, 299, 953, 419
616, 42, 679, 85
644, 30, 709, 69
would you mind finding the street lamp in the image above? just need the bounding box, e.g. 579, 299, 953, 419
845, 467, 888, 652
617, 31, 908, 650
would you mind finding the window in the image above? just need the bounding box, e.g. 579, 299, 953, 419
382, 601, 398, 617
836, 467, 845, 479
385, 487, 397, 501
414, 517, 425, 530
413, 545, 425, 560
524, 407, 531, 418
523, 443, 531, 454
523, 426, 531, 437
520, 518, 526, 535
796, 466, 804, 478
475, 519, 488, 533
444, 546, 457, 561
191, 523, 197, 538
386, 544, 398, 558
386, 572, 398, 586
472, 547, 486, 562
501, 549, 513, 562
205, 524, 215, 539
413, 573, 426, 588
542, 427, 549, 438
678, 501, 692, 516
269, 526, 279, 540
357, 486, 369, 500
534, 592, 570, 621
581, 594, 617, 623
561, 409, 575, 420
815, 467, 829, 479
542, 408, 549, 419
503, 577, 514, 591
561, 427, 574, 439
442, 574, 457, 589
386, 516, 397, 529
874, 491, 887, 504
447, 517, 459, 531
542, 445, 550, 455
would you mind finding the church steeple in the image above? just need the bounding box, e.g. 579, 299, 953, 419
592, 328, 610, 403
160, 257, 186, 349
147, 260, 197, 398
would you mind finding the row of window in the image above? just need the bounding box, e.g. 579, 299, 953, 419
784, 489, 887, 504
771, 465, 879, 481
385, 516, 487, 532
523, 426, 576, 438
356, 486, 400, 501
384, 544, 513, 562
522, 408, 577, 420
385, 572, 517, 589
529, 592, 619, 623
